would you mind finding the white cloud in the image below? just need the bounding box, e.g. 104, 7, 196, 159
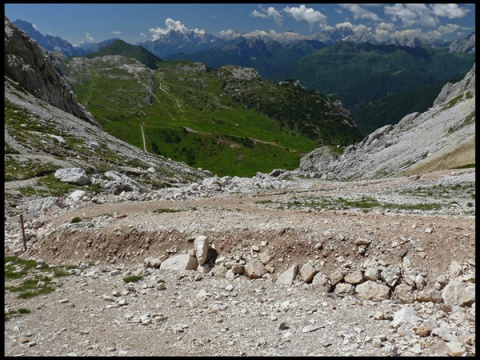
251, 5, 283, 26
112, 31, 121, 35
149, 18, 206, 40
283, 5, 328, 31
389, 28, 442, 43
85, 32, 95, 42
377, 22, 395, 31
438, 24, 461, 34
374, 22, 395, 42
32, 23, 38, 31
339, 4, 381, 21
384, 3, 437, 28
218, 29, 241, 40
432, 4, 470, 19
384, 3, 470, 29
140, 32, 147, 38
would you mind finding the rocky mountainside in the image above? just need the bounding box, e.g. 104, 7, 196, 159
4, 17, 96, 126
297, 64, 475, 180
4, 17, 210, 217
449, 32, 475, 54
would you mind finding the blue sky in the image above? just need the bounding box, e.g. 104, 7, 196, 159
4, 3, 476, 45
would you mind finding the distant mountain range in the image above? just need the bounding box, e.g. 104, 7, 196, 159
13, 19, 475, 60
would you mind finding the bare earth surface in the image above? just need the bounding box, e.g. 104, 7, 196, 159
4, 169, 476, 356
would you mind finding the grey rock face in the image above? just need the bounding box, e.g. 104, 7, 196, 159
296, 64, 475, 181
433, 64, 475, 106
4, 16, 97, 125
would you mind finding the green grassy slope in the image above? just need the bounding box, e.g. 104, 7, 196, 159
68, 58, 362, 177
84, 39, 163, 70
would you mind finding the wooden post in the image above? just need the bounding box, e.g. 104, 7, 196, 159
20, 214, 27, 251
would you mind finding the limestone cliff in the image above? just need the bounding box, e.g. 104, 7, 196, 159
4, 16, 98, 126
297, 65, 475, 180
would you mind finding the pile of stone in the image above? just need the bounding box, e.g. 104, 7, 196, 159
143, 235, 475, 310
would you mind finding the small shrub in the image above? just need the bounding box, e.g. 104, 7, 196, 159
123, 275, 143, 283
153, 208, 182, 214
70, 217, 82, 223
5, 308, 31, 322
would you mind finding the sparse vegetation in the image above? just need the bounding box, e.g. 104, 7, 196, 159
153, 208, 182, 214
5, 308, 31, 322
4, 256, 78, 300
123, 275, 144, 283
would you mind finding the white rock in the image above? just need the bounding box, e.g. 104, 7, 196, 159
442, 278, 475, 307
446, 341, 466, 356
160, 254, 198, 271
344, 270, 364, 285
277, 265, 298, 285
54, 168, 90, 185
299, 263, 317, 283
335, 283, 354, 296
391, 307, 421, 328
363, 267, 380, 281
244, 259, 265, 279
448, 260, 463, 278
67, 190, 86, 202
381, 264, 402, 287
194, 235, 210, 265
356, 281, 390, 301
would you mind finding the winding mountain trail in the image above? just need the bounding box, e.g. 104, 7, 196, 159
140, 123, 147, 152
182, 126, 297, 151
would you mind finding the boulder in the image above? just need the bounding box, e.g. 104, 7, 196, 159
329, 269, 344, 286
381, 264, 402, 287
442, 278, 475, 307
335, 283, 354, 297
299, 263, 317, 283
277, 265, 298, 285
344, 270, 364, 285
194, 235, 210, 265
355, 281, 390, 301
67, 190, 86, 202
54, 168, 90, 185
391, 306, 421, 328
393, 284, 414, 303
244, 259, 265, 279
259, 251, 273, 265
311, 272, 331, 293
363, 267, 380, 281
160, 254, 197, 271
448, 260, 463, 278
144, 257, 161, 269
